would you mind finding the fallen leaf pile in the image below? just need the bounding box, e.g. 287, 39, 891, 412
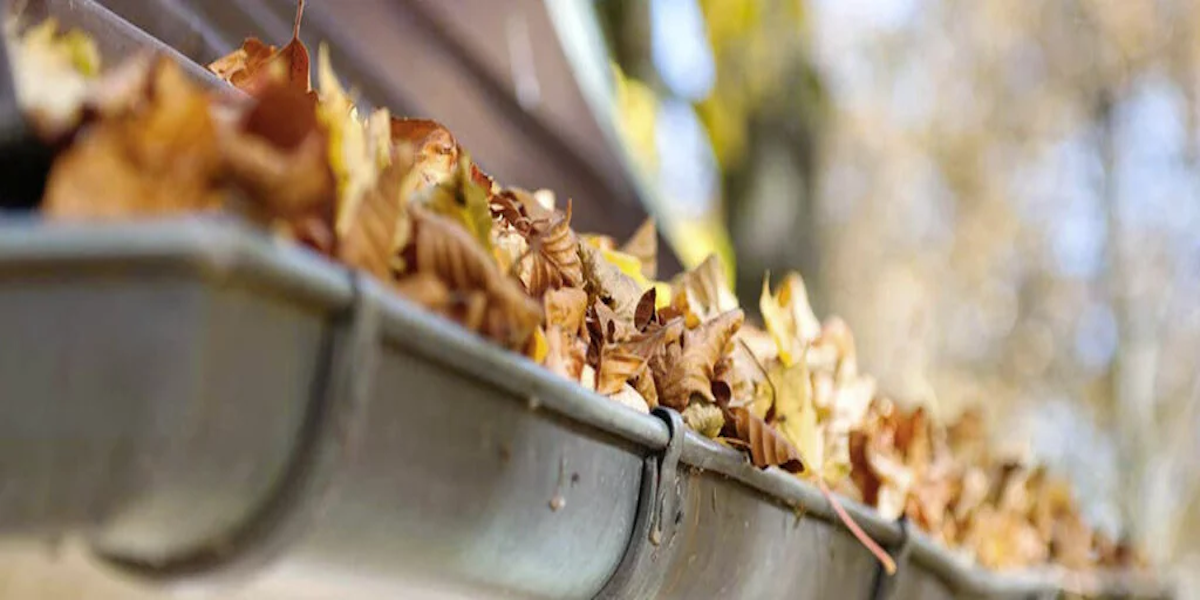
8, 6, 1145, 577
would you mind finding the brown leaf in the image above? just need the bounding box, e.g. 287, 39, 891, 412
543, 287, 588, 336
392, 117, 458, 192
615, 315, 682, 356
44, 59, 223, 219
580, 243, 643, 323
544, 326, 587, 381
522, 201, 584, 296
336, 161, 407, 280
240, 75, 319, 150
207, 0, 311, 94
634, 287, 658, 331
404, 205, 495, 290
632, 370, 659, 409
402, 206, 540, 349
589, 297, 638, 344
671, 254, 738, 325
621, 217, 657, 279
659, 309, 744, 409
392, 272, 451, 311
729, 407, 805, 473
219, 125, 333, 222
596, 346, 648, 395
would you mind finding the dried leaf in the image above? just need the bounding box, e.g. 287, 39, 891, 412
581, 243, 644, 324
403, 206, 539, 349
544, 326, 586, 381
408, 149, 493, 253
621, 218, 658, 280
760, 272, 823, 368
392, 117, 458, 192
544, 287, 588, 336
208, 0, 310, 94
634, 288, 658, 331
589, 297, 639, 345
597, 346, 648, 395
44, 60, 222, 219
672, 254, 738, 326
660, 309, 744, 409
220, 117, 332, 222
392, 272, 451, 311
522, 201, 584, 296
764, 360, 824, 478
682, 400, 725, 438
315, 45, 394, 242
610, 383, 650, 414
729, 407, 805, 473
632, 370, 659, 409
336, 161, 407, 279
621, 317, 685, 362
9, 18, 100, 139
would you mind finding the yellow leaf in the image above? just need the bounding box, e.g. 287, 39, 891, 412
317, 44, 391, 237
408, 150, 493, 252
10, 18, 100, 137
759, 272, 821, 368
599, 247, 648, 285
527, 326, 549, 363
769, 361, 822, 476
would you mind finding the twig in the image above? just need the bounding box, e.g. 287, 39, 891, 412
817, 478, 897, 575
293, 0, 306, 40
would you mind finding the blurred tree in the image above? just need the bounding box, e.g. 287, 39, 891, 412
810, 0, 1200, 574
600, 0, 1200, 582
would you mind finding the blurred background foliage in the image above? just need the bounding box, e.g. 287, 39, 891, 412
591, 0, 1200, 588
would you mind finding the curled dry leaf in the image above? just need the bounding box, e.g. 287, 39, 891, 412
729, 407, 805, 473
403, 206, 539, 349
522, 201, 584, 296
392, 117, 458, 192
682, 400, 724, 438
660, 309, 744, 409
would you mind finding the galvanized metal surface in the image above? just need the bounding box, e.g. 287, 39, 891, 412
20, 0, 223, 86
0, 218, 353, 566
244, 280, 651, 599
